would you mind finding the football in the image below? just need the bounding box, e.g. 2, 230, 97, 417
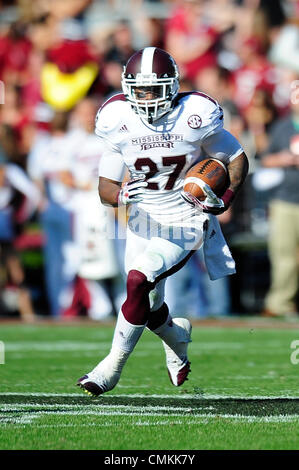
183, 158, 229, 201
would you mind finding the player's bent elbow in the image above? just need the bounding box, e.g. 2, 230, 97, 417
98, 177, 120, 207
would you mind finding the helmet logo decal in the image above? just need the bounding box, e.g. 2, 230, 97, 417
187, 115, 202, 129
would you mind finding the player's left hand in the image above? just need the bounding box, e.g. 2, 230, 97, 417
200, 197, 226, 214
181, 188, 235, 215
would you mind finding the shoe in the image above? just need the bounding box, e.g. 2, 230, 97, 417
163, 318, 192, 387
261, 308, 298, 318
76, 355, 121, 397
261, 309, 280, 318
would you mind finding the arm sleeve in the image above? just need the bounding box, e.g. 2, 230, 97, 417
6, 164, 41, 204
98, 139, 126, 182
201, 128, 244, 164
6, 164, 41, 221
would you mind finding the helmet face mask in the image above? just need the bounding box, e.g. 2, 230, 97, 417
121, 48, 179, 123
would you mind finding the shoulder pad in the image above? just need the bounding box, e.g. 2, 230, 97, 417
99, 93, 127, 112
95, 93, 127, 137
177, 91, 222, 115
175, 92, 224, 139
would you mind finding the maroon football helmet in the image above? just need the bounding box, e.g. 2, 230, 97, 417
121, 47, 180, 123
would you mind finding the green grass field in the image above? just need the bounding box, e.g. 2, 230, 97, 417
1, 320, 299, 450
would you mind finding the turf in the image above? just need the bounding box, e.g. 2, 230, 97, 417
0, 321, 299, 450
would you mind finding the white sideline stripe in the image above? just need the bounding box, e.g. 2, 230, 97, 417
3, 341, 247, 351
4, 342, 111, 352
2, 401, 299, 416
0, 420, 196, 427
1, 404, 210, 413
1, 407, 299, 426
1, 392, 299, 399
2, 397, 299, 426
11, 422, 194, 428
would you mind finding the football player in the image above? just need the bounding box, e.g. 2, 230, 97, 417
77, 47, 248, 396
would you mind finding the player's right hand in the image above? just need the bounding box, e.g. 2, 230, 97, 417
118, 177, 148, 205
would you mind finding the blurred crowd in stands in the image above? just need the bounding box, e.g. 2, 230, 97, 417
0, 0, 299, 321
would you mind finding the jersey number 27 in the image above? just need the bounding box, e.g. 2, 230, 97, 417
134, 155, 186, 190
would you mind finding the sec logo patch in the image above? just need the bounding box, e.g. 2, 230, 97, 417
187, 114, 202, 129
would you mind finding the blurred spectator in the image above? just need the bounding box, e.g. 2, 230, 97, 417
104, 20, 136, 65
100, 59, 123, 98
194, 65, 258, 171
269, 22, 299, 75
243, 87, 278, 159
0, 145, 41, 321
165, 0, 220, 81
137, 16, 165, 49
0, 20, 32, 86
40, 22, 99, 111
91, 20, 137, 99
27, 13, 58, 53
44, 0, 92, 21
62, 98, 121, 319
27, 111, 81, 316
194, 65, 235, 110
231, 36, 277, 114
261, 92, 299, 317
0, 85, 34, 167
1, 0, 299, 320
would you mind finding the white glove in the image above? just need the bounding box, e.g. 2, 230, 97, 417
181, 183, 227, 215
118, 177, 148, 205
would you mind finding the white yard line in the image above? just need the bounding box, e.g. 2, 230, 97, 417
1, 403, 204, 413
1, 392, 299, 399
1, 393, 299, 427
1, 408, 299, 427
3, 341, 248, 352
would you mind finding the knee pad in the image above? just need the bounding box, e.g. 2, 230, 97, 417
122, 269, 153, 325
130, 252, 164, 283
149, 289, 164, 312
149, 279, 166, 311
126, 269, 151, 296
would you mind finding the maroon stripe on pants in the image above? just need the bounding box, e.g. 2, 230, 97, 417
154, 250, 196, 285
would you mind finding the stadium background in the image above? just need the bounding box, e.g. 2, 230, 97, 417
0, 0, 298, 320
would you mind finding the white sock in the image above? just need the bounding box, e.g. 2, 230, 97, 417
152, 315, 191, 358
91, 311, 146, 378
112, 310, 146, 352
100, 310, 145, 370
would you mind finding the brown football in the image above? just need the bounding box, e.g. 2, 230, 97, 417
183, 158, 229, 201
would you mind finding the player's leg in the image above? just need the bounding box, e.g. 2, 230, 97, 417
265, 201, 299, 315
130, 229, 203, 387
147, 267, 192, 386
77, 228, 151, 396
77, 223, 203, 395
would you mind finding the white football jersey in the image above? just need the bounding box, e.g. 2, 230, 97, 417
28, 130, 81, 209
96, 92, 243, 225
71, 129, 103, 193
